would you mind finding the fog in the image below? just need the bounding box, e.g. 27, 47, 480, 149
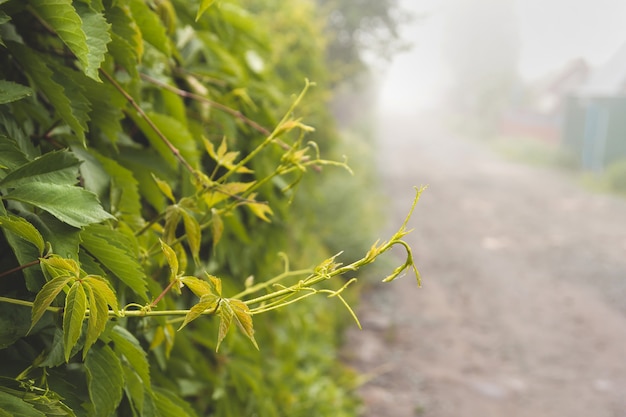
345, 1, 626, 415
379, 0, 626, 113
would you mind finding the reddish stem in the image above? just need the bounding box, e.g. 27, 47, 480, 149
0, 259, 41, 279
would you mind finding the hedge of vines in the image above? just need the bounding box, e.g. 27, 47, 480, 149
0, 1, 419, 416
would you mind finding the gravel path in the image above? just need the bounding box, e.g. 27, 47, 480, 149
344, 111, 626, 417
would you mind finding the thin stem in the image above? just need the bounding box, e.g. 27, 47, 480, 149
0, 259, 41, 279
218, 80, 313, 184
0, 296, 62, 313
150, 278, 178, 308
140, 73, 272, 136
100, 69, 197, 176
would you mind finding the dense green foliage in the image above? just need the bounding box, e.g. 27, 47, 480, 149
0, 1, 419, 416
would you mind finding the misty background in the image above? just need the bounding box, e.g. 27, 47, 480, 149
379, 0, 626, 114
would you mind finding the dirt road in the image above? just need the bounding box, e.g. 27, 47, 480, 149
344, 111, 626, 417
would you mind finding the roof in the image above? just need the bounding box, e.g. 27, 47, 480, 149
576, 42, 626, 97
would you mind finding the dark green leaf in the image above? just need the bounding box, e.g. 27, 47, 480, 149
74, 2, 111, 81
0, 150, 81, 189
0, 135, 29, 171
30, 275, 74, 332
109, 326, 151, 389
3, 183, 114, 228
0, 302, 31, 349
6, 43, 87, 140
85, 344, 124, 417
0, 214, 45, 255
0, 391, 46, 417
0, 80, 32, 104
28, 0, 93, 80
80, 224, 148, 301
63, 280, 87, 361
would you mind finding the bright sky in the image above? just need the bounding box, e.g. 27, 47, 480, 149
378, 0, 626, 112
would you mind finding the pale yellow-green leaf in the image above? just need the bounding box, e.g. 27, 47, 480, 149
29, 275, 74, 333
40, 255, 80, 280
180, 209, 201, 262
247, 201, 273, 222
215, 301, 231, 352
211, 208, 224, 248
151, 174, 176, 203
159, 239, 178, 279
204, 273, 222, 297
63, 281, 87, 361
83, 282, 108, 358
83, 275, 119, 312
0, 214, 45, 255
180, 276, 213, 298
195, 0, 216, 21
179, 293, 220, 330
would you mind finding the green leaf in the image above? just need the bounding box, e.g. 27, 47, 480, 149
74, 2, 111, 81
0, 135, 29, 171
29, 275, 74, 333
179, 293, 219, 330
109, 325, 151, 389
85, 344, 124, 417
3, 183, 114, 228
128, 0, 171, 56
128, 111, 199, 170
180, 209, 201, 262
6, 43, 88, 140
0, 391, 46, 417
196, 0, 216, 21
28, 0, 102, 81
0, 80, 32, 104
160, 239, 178, 279
0, 214, 45, 255
93, 151, 141, 222
0, 150, 81, 189
0, 302, 31, 349
152, 387, 196, 417
105, 4, 143, 59
80, 224, 148, 301
82, 281, 107, 358
63, 280, 87, 361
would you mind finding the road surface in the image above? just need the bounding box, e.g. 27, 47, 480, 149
344, 111, 626, 417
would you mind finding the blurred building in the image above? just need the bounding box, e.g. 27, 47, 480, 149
563, 43, 626, 171
499, 59, 590, 143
